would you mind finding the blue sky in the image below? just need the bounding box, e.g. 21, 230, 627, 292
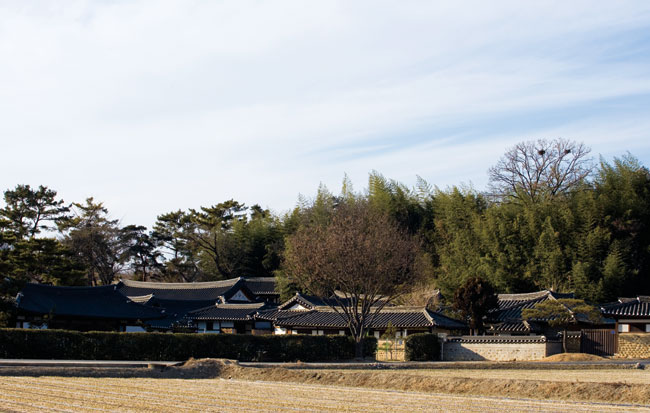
1, 1, 650, 227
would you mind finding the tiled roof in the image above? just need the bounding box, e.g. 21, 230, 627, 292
143, 298, 215, 329
278, 293, 328, 310
427, 311, 468, 330
278, 292, 387, 311
489, 320, 537, 333
187, 302, 272, 321
448, 335, 548, 344
16, 277, 279, 330
128, 294, 154, 304
255, 309, 298, 321
601, 296, 650, 317
489, 290, 575, 323
117, 278, 241, 301
16, 283, 164, 320
242, 277, 278, 295
272, 307, 466, 330
117, 277, 276, 301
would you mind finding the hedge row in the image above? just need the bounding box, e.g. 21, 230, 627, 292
0, 328, 377, 362
404, 333, 440, 361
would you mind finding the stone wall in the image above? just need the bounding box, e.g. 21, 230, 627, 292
616, 333, 650, 358
442, 336, 561, 361
376, 339, 405, 361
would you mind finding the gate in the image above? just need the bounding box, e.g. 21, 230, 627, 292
580, 329, 617, 356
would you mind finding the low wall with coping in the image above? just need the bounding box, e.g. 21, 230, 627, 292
442, 336, 561, 361
616, 333, 650, 359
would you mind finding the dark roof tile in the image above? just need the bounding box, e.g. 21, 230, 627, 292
187, 302, 272, 321
242, 277, 278, 295
601, 297, 650, 317
489, 290, 575, 323
16, 283, 163, 320
272, 307, 465, 329
117, 278, 241, 301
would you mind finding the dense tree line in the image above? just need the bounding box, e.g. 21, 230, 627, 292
1, 139, 649, 326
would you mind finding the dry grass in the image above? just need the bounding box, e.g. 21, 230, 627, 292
540, 353, 607, 362
225, 364, 650, 405
1, 375, 648, 412
2, 359, 650, 409
323, 368, 650, 384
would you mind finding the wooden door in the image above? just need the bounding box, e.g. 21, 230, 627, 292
580, 329, 617, 356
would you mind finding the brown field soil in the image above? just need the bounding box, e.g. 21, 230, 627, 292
323, 367, 650, 384
540, 353, 607, 362
1, 375, 648, 412
1, 359, 650, 409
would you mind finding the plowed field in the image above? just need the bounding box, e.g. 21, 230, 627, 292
0, 376, 647, 412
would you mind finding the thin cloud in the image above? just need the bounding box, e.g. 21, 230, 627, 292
1, 1, 649, 226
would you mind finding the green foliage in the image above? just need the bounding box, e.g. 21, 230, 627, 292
152, 210, 201, 282
0, 184, 69, 239
380, 321, 398, 354
59, 197, 125, 286
2, 145, 649, 308
121, 225, 162, 281
404, 333, 440, 361
453, 277, 498, 334
0, 329, 377, 362
522, 298, 601, 328
274, 270, 301, 302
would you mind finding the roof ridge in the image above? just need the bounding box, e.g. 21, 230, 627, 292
120, 278, 239, 289
23, 283, 117, 291
498, 290, 553, 301
215, 302, 267, 308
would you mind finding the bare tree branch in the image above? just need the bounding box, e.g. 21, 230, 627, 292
488, 139, 592, 203
283, 201, 419, 358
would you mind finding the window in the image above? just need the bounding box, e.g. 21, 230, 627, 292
618, 324, 630, 333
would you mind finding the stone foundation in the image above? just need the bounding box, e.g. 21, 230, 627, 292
616, 333, 650, 358
442, 336, 561, 361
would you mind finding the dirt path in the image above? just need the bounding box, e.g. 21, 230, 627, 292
1, 375, 648, 412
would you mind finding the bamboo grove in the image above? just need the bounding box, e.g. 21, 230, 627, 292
1, 139, 649, 325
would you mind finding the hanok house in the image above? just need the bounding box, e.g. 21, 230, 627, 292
257, 293, 467, 338
15, 276, 279, 333
15, 283, 164, 331
485, 290, 616, 356
601, 296, 650, 358
115, 277, 264, 331
487, 290, 600, 336
186, 300, 274, 334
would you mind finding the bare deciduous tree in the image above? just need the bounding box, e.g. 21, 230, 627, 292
488, 139, 592, 202
283, 201, 419, 358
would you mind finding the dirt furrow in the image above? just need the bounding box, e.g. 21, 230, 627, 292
4, 376, 395, 412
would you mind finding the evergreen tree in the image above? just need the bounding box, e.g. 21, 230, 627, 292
59, 198, 126, 286
0, 184, 69, 239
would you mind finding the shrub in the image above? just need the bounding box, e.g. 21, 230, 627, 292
0, 328, 377, 362
404, 333, 440, 361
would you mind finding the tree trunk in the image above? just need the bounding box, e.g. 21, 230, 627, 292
562, 328, 567, 353
354, 336, 364, 360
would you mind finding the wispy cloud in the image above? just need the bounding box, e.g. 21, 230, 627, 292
1, 1, 649, 225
